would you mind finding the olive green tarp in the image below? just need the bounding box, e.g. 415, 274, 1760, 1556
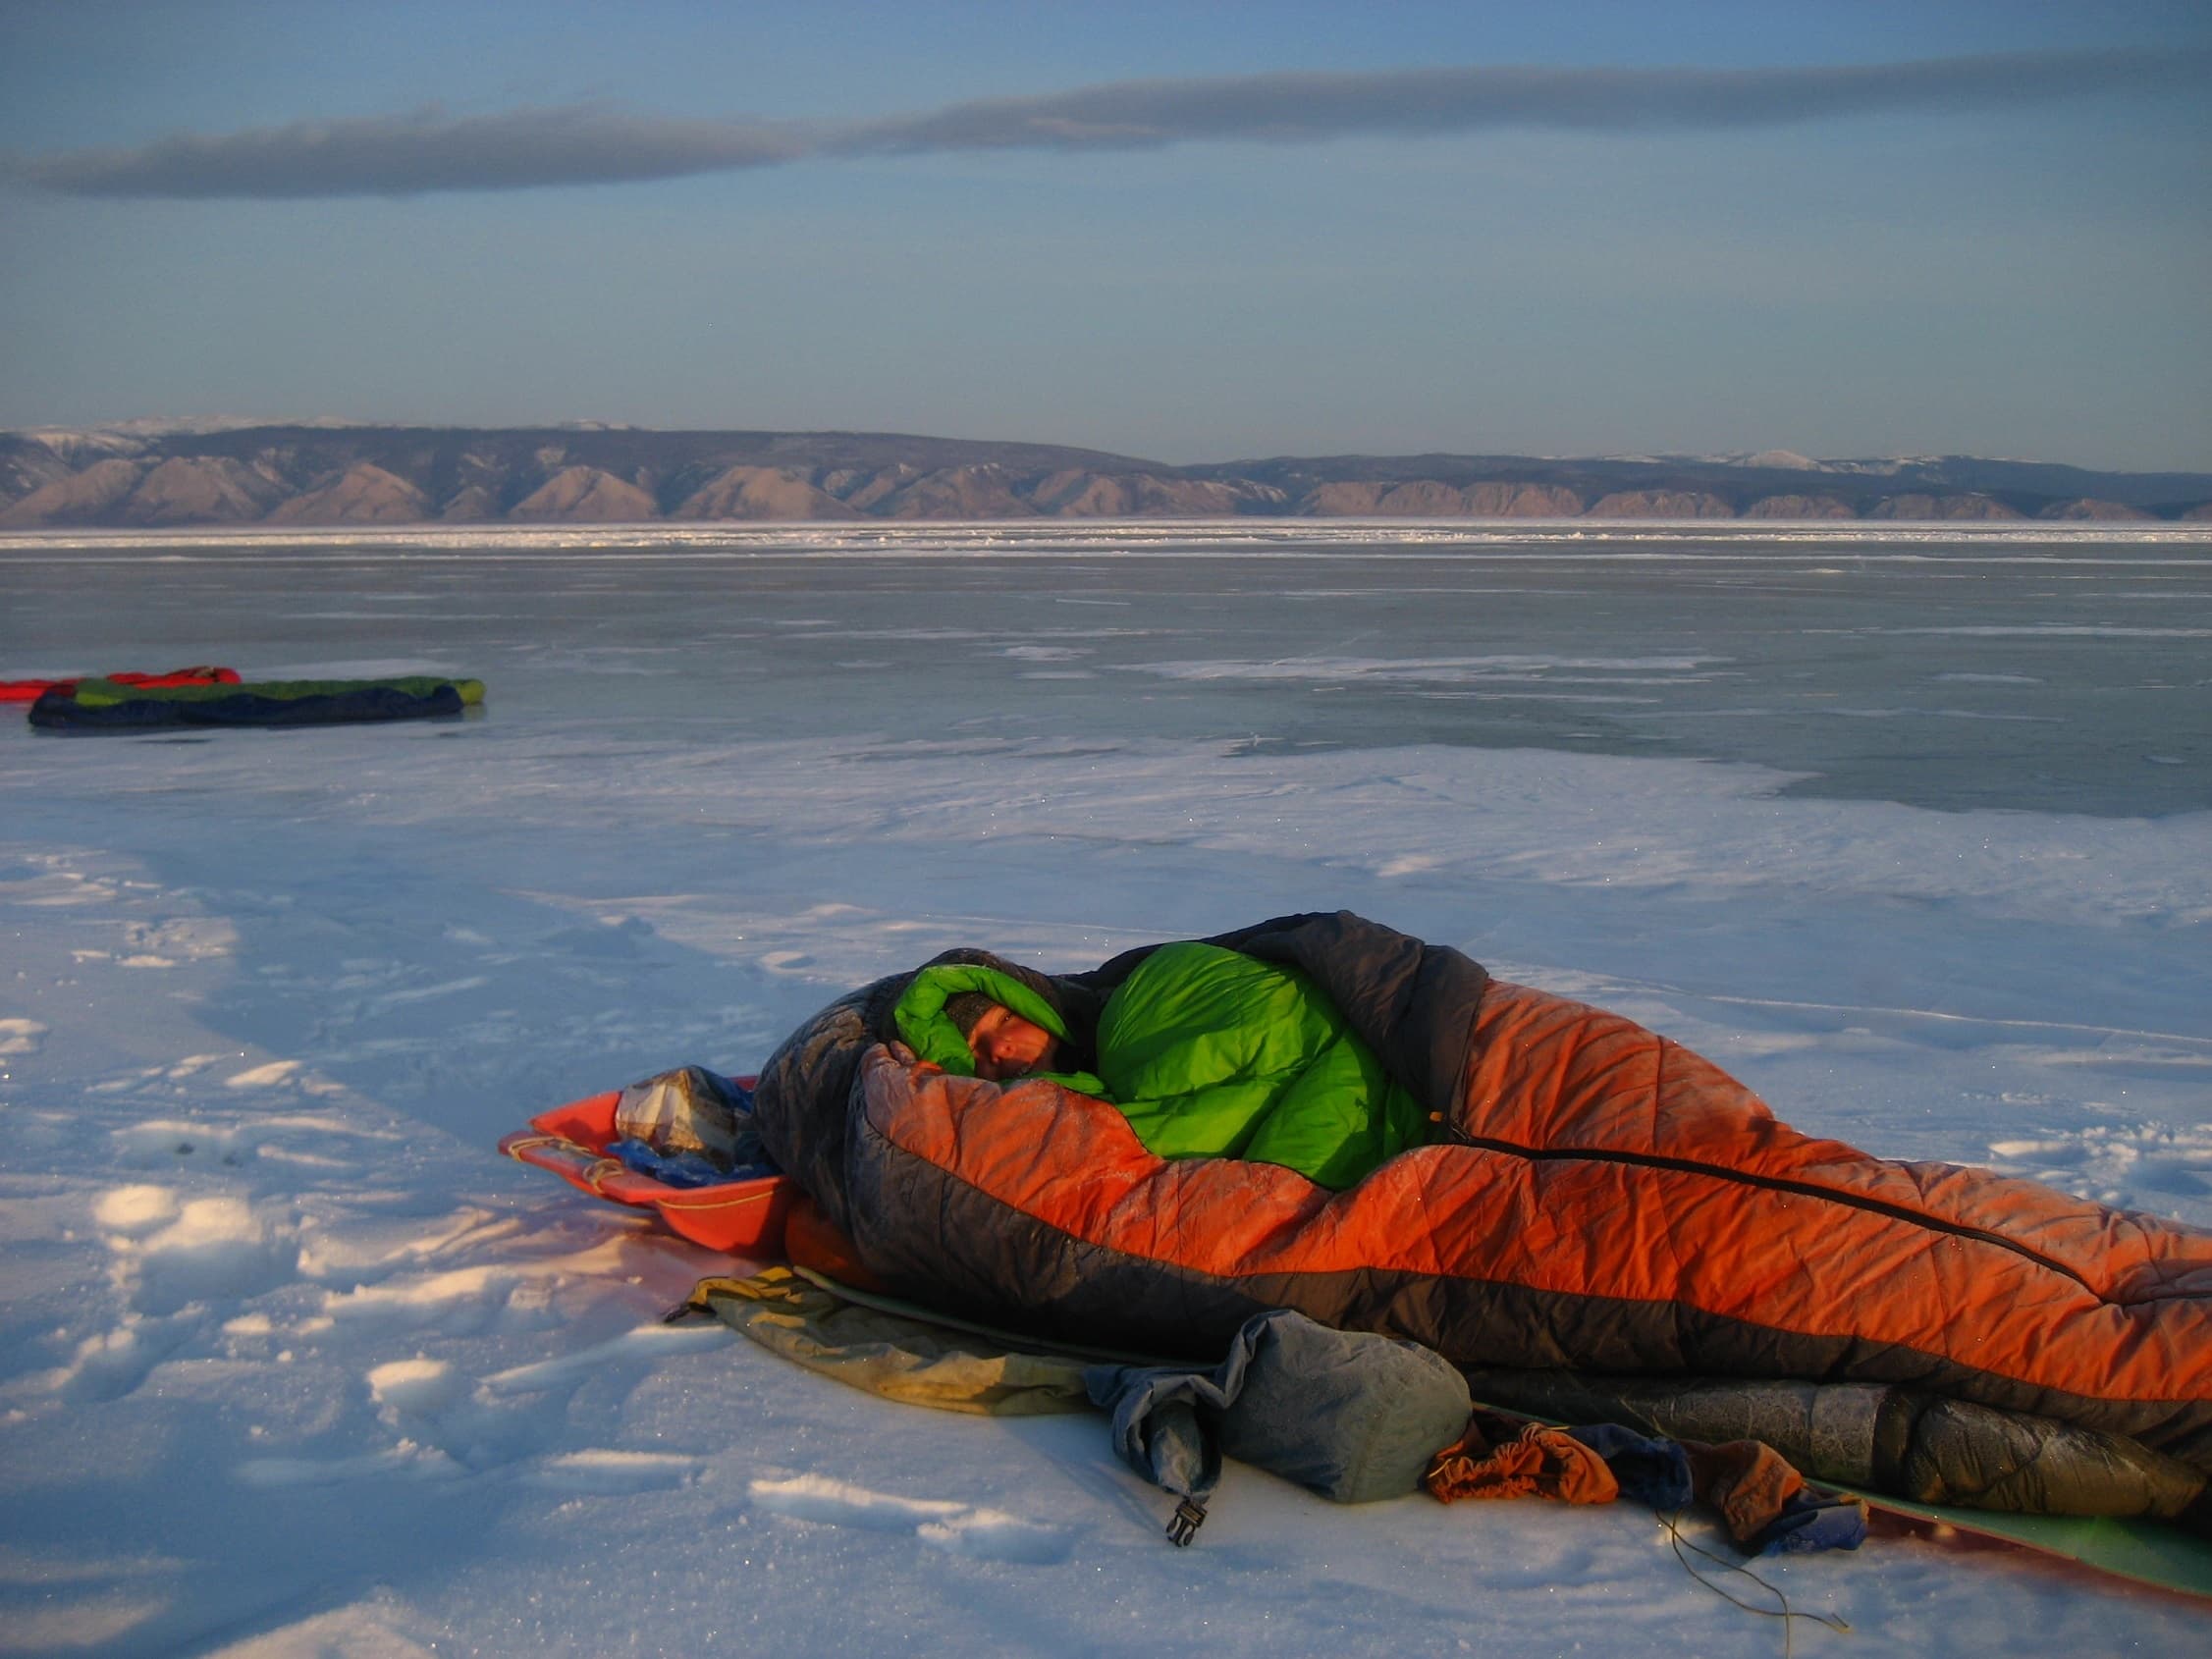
685, 1267, 2212, 1598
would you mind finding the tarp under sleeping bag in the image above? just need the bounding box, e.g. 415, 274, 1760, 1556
29, 674, 484, 730
751, 912, 2212, 1480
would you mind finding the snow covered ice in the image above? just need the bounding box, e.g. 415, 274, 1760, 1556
2, 522, 2209, 1655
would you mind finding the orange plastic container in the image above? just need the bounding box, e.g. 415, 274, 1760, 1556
498, 1074, 792, 1254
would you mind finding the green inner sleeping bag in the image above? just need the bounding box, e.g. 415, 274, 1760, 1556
1095, 941, 1426, 1190
893, 943, 1426, 1191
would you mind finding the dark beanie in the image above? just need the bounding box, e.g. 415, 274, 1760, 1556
943, 991, 999, 1038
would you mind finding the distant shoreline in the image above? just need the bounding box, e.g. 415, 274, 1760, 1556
7, 519, 2209, 555
5, 423, 2208, 530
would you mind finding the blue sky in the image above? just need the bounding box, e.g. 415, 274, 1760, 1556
2, 0, 2207, 468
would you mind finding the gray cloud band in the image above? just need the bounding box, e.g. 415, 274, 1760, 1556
18, 105, 810, 198
13, 48, 2207, 199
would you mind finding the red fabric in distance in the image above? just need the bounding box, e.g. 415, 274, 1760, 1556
2, 667, 241, 702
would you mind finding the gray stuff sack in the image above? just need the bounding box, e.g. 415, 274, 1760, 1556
1087, 1309, 1472, 1544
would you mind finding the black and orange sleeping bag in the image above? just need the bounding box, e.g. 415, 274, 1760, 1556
751, 912, 2212, 1475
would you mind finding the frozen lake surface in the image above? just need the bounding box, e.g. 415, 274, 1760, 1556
8, 519, 2210, 815
2, 523, 2209, 1656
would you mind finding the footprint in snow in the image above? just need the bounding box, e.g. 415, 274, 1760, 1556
104, 1192, 298, 1316
110, 1106, 390, 1169
233, 1446, 450, 1488
232, 1355, 536, 1488
293, 1204, 523, 1291
477, 1320, 731, 1395
363, 1357, 549, 1472
272, 1322, 732, 1487
226, 1059, 303, 1090
315, 1264, 555, 1338
749, 1473, 1072, 1565
95, 1184, 179, 1235
527, 1449, 704, 1494
111, 1119, 250, 1166
0, 1587, 172, 1653
47, 1311, 203, 1403
25, 1187, 293, 1402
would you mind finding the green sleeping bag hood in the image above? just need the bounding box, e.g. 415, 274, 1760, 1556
892, 962, 1107, 1097
1096, 941, 1426, 1191
893, 942, 1426, 1191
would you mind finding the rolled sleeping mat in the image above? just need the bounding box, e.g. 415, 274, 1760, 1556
1461, 1368, 2206, 1520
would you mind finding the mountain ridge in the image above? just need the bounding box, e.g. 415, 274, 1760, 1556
2, 423, 2206, 528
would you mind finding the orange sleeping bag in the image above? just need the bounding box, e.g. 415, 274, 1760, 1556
753, 912, 2212, 1474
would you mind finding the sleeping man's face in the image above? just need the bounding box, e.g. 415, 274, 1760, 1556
966, 1004, 1057, 1081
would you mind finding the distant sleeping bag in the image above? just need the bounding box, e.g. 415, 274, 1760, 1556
753, 911, 2212, 1485
28, 674, 485, 730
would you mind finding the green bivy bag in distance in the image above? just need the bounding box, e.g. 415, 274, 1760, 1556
30, 675, 485, 731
